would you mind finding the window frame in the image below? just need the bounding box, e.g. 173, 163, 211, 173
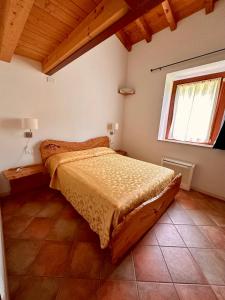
165, 72, 225, 145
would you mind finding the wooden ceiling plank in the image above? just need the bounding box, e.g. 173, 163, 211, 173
44, 0, 164, 74
116, 30, 132, 51
0, 0, 35, 62
162, 0, 177, 31
71, 0, 96, 14
18, 42, 55, 59
135, 16, 152, 43
25, 21, 66, 43
35, 0, 80, 29
31, 5, 72, 36
205, 0, 214, 14
52, 0, 87, 19
17, 40, 49, 56
15, 45, 45, 61
42, 0, 130, 74
20, 30, 59, 50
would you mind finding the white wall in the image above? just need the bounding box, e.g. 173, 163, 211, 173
0, 36, 127, 194
122, 1, 225, 199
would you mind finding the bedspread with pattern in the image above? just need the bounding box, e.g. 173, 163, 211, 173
46, 147, 174, 248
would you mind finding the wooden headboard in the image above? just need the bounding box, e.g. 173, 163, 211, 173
40, 136, 110, 163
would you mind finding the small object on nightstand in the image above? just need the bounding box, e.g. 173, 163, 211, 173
3, 164, 50, 194
115, 150, 128, 156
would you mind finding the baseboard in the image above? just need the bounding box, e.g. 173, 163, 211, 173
191, 186, 225, 201
0, 207, 9, 300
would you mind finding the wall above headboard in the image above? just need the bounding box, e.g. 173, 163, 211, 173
0, 36, 127, 195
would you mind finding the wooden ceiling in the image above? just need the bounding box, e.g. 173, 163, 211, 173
0, 0, 218, 75
117, 0, 217, 51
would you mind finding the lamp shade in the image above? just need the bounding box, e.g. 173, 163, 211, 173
108, 123, 119, 131
114, 123, 119, 131
22, 118, 38, 130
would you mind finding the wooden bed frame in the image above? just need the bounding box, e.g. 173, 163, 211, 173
40, 136, 181, 264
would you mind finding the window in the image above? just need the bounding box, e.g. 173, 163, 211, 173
165, 73, 225, 145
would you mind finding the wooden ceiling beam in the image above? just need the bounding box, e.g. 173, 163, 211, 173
43, 0, 164, 75
42, 0, 129, 74
135, 16, 152, 43
0, 0, 35, 62
116, 30, 132, 51
205, 0, 214, 14
162, 0, 176, 31
124, 0, 158, 11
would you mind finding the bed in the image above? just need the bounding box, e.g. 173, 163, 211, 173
40, 136, 181, 263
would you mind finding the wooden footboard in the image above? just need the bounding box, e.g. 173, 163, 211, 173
110, 174, 182, 264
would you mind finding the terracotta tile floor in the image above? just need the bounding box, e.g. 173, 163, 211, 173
1, 187, 225, 300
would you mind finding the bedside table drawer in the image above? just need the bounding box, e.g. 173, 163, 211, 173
9, 173, 50, 194
3, 164, 50, 195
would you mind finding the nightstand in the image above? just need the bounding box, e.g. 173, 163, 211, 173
115, 150, 128, 156
3, 164, 50, 194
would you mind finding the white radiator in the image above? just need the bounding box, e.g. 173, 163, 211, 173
162, 157, 195, 191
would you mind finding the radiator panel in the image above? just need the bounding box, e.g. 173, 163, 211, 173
162, 158, 195, 191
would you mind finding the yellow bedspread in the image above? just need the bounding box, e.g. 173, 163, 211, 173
46, 147, 174, 248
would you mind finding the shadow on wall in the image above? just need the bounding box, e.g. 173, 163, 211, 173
0, 118, 22, 130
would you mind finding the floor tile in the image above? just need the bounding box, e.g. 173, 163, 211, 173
6, 239, 42, 275
133, 245, 171, 282
15, 201, 44, 217
14, 276, 60, 300
46, 217, 78, 242
209, 200, 225, 216
175, 225, 213, 248
216, 249, 225, 261
138, 228, 158, 246
175, 284, 218, 300
195, 197, 219, 215
168, 202, 183, 212
157, 213, 172, 224
100, 253, 135, 280
161, 247, 207, 284
97, 280, 139, 300
3, 216, 33, 238
168, 208, 194, 225
209, 214, 225, 227
138, 282, 179, 300
59, 204, 82, 220
199, 226, 225, 249
37, 202, 64, 218
3, 187, 225, 300
70, 242, 103, 279
8, 275, 21, 299
186, 210, 216, 225
56, 278, 98, 300
154, 224, 185, 247
75, 220, 100, 243
211, 285, 225, 300
175, 190, 202, 210
1, 200, 24, 217
29, 241, 71, 276
189, 248, 225, 284
20, 217, 53, 240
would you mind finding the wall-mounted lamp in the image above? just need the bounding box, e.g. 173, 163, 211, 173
22, 118, 38, 138
108, 123, 119, 136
